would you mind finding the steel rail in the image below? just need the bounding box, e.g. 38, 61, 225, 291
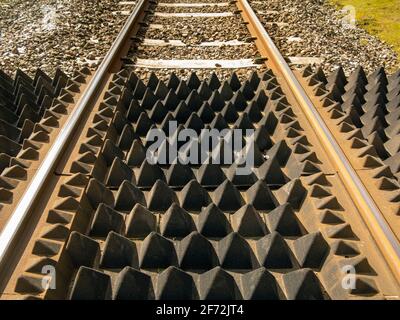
0, 0, 148, 278
237, 0, 400, 282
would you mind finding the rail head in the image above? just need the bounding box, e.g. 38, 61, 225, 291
0, 0, 148, 281
237, 0, 400, 283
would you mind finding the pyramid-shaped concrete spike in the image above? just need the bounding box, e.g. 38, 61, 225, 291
254, 126, 273, 151
275, 179, 307, 210
387, 94, 400, 112
363, 93, 387, 112
221, 101, 239, 123
176, 80, 191, 100
331, 240, 360, 256
315, 195, 344, 210
293, 232, 329, 269
213, 180, 245, 211
134, 112, 153, 136
160, 203, 195, 238
126, 139, 147, 167
256, 232, 292, 268
210, 113, 229, 130
240, 267, 279, 300
245, 100, 263, 123
47, 209, 73, 225
100, 231, 138, 268
185, 89, 203, 111
180, 179, 212, 211
246, 180, 278, 210
240, 80, 255, 100
326, 224, 357, 240
219, 81, 234, 101
149, 100, 168, 123
207, 72, 221, 90
163, 89, 180, 110
198, 267, 239, 300
253, 89, 268, 111
185, 113, 205, 134
368, 67, 388, 86
197, 162, 227, 187
69, 267, 111, 300
234, 113, 254, 131
309, 184, 332, 198
197, 81, 213, 100
160, 112, 176, 133
367, 132, 390, 159
384, 153, 400, 174
198, 101, 215, 123
265, 140, 291, 166
132, 78, 147, 99
230, 90, 248, 111
217, 232, 254, 269
53, 197, 80, 213
117, 124, 135, 151
227, 163, 257, 186
154, 80, 169, 99
137, 161, 166, 188
327, 66, 347, 90
231, 204, 268, 237
167, 72, 180, 90
384, 135, 400, 156
282, 269, 325, 300
173, 101, 191, 123
141, 88, 158, 110
385, 121, 400, 138
259, 112, 278, 134
126, 99, 141, 122
348, 66, 367, 87
166, 162, 195, 187
125, 204, 157, 238
385, 106, 400, 125
90, 203, 124, 237
114, 180, 146, 211
178, 231, 218, 270
105, 157, 134, 188
139, 232, 178, 269
197, 203, 232, 237
187, 72, 201, 90
256, 157, 287, 186
266, 203, 303, 236
228, 72, 241, 91
113, 267, 154, 300
338, 256, 376, 275
249, 71, 261, 90
66, 232, 100, 268
147, 180, 178, 211
147, 72, 159, 91
156, 267, 197, 300
85, 178, 114, 209
208, 90, 225, 111
350, 278, 379, 295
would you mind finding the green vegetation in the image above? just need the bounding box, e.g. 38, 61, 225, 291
331, 0, 400, 56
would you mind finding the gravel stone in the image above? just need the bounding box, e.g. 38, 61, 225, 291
249, 0, 399, 74
0, 0, 132, 77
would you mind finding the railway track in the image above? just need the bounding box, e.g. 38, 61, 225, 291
0, 0, 399, 300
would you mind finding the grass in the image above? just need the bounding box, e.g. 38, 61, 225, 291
330, 0, 400, 57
